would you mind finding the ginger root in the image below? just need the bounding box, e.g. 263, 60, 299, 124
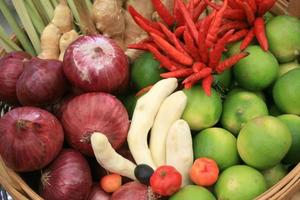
39, 0, 74, 60
38, 24, 61, 60
93, 0, 125, 44
59, 30, 79, 61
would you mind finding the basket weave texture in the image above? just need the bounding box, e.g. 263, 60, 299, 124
0, 0, 300, 199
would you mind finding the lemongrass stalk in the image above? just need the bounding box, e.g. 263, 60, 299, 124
50, 0, 59, 7
12, 0, 40, 54
39, 1, 54, 21
0, 26, 22, 51
74, 0, 97, 34
67, 0, 80, 24
31, 0, 51, 24
0, 39, 12, 53
85, 0, 93, 11
25, 0, 45, 35
0, 0, 35, 55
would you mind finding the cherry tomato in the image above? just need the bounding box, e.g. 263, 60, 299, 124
100, 173, 122, 193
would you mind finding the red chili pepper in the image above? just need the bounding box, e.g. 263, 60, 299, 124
204, 0, 221, 10
257, 0, 276, 16
183, 29, 200, 61
226, 0, 242, 9
150, 166, 182, 196
176, 0, 199, 42
206, 0, 228, 48
127, 43, 149, 51
174, 26, 186, 37
227, 29, 248, 43
241, 1, 255, 25
128, 6, 160, 30
216, 52, 249, 73
158, 22, 187, 54
198, 14, 213, 63
183, 68, 212, 84
254, 17, 268, 51
134, 16, 165, 38
202, 75, 214, 96
160, 68, 194, 78
135, 85, 153, 97
193, 1, 207, 21
188, 0, 195, 17
192, 62, 206, 72
247, 0, 257, 13
209, 29, 234, 69
151, 0, 176, 27
184, 82, 195, 89
150, 32, 194, 66
174, 0, 185, 26
219, 21, 249, 36
223, 9, 246, 21
240, 28, 255, 50
146, 44, 178, 71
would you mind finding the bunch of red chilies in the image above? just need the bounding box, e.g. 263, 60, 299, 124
128, 0, 276, 95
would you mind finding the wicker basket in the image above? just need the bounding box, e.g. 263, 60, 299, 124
0, 0, 300, 199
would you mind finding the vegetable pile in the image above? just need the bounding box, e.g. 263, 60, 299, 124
0, 0, 300, 200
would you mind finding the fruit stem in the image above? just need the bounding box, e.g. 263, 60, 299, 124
16, 119, 37, 130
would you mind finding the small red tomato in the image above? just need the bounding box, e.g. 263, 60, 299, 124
100, 173, 122, 193
150, 165, 182, 196
189, 157, 219, 186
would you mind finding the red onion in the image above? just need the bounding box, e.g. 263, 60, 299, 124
88, 184, 110, 200
61, 92, 129, 156
16, 57, 67, 106
0, 51, 31, 103
63, 35, 129, 94
111, 182, 160, 200
40, 149, 92, 200
0, 107, 64, 172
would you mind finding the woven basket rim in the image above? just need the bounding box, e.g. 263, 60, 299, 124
1, 1, 300, 200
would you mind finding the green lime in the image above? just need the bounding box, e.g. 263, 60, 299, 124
193, 128, 239, 170
226, 41, 243, 57
261, 163, 288, 189
237, 116, 292, 170
215, 165, 267, 200
233, 45, 279, 91
121, 94, 137, 118
182, 87, 222, 131
221, 91, 268, 135
170, 185, 216, 200
131, 52, 165, 90
278, 114, 300, 164
278, 61, 300, 77
273, 68, 300, 115
264, 12, 275, 24
214, 69, 232, 89
266, 15, 300, 63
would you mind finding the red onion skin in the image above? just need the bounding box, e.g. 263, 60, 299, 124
0, 52, 31, 103
88, 184, 110, 200
61, 92, 129, 156
0, 107, 64, 172
16, 57, 67, 106
111, 182, 148, 200
40, 149, 92, 200
63, 35, 129, 94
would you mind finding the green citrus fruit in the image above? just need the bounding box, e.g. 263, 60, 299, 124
237, 116, 292, 170
278, 114, 300, 164
182, 87, 222, 131
266, 15, 300, 63
214, 69, 232, 89
131, 52, 165, 90
278, 61, 300, 77
121, 94, 137, 118
193, 128, 239, 170
170, 185, 216, 200
221, 91, 268, 135
261, 163, 288, 189
226, 41, 243, 57
215, 165, 267, 200
273, 68, 300, 115
233, 45, 279, 91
